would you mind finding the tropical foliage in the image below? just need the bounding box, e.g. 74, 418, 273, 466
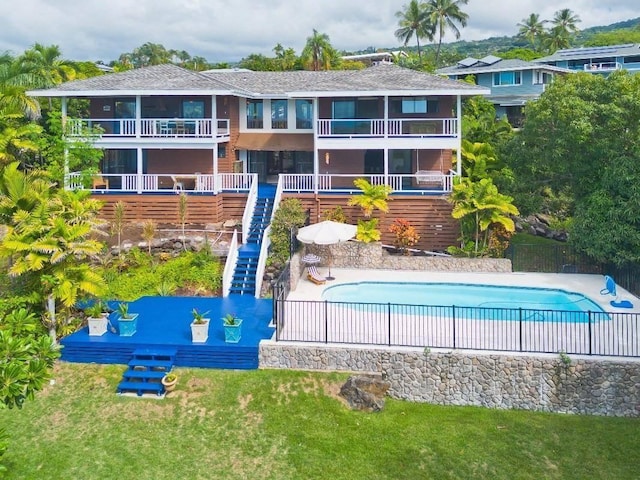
389, 218, 420, 253
301, 30, 340, 71
268, 198, 307, 266
347, 178, 392, 218
515, 9, 582, 53
395, 0, 434, 64
448, 177, 519, 256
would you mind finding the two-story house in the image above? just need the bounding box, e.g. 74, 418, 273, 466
29, 63, 487, 294
535, 43, 640, 75
437, 56, 571, 127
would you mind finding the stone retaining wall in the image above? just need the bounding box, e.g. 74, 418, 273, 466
259, 342, 640, 417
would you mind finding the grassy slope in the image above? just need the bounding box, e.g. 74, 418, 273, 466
1, 363, 639, 480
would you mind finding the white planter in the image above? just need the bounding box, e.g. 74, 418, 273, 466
88, 316, 108, 336
191, 319, 210, 343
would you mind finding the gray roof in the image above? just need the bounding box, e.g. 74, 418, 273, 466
536, 43, 640, 62
30, 63, 487, 98
437, 58, 571, 75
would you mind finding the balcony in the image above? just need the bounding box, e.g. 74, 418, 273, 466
65, 118, 230, 140
581, 62, 622, 72
68, 171, 455, 195
317, 118, 457, 138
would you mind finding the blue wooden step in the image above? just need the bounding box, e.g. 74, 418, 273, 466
117, 381, 164, 396
122, 370, 168, 381
127, 359, 173, 371
132, 348, 177, 361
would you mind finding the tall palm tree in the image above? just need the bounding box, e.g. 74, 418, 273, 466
0, 114, 41, 166
19, 43, 77, 88
425, 0, 469, 66
395, 0, 434, 64
301, 30, 336, 71
517, 13, 547, 50
552, 8, 581, 35
0, 57, 42, 119
544, 25, 572, 52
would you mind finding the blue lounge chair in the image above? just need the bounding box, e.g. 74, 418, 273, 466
601, 275, 634, 308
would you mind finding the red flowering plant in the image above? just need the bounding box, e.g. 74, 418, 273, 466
389, 218, 420, 255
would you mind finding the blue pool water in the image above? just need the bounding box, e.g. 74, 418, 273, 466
321, 282, 606, 322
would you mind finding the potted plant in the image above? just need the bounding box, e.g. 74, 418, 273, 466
222, 313, 242, 343
161, 372, 178, 393
84, 300, 109, 336
190, 308, 210, 343
117, 302, 138, 336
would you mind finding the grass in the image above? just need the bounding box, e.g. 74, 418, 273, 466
1, 363, 639, 479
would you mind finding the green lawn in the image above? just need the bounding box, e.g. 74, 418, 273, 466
2, 363, 639, 480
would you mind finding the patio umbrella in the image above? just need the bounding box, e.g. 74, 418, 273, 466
296, 221, 357, 280
301, 253, 322, 264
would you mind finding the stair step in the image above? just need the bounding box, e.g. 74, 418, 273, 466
127, 359, 173, 371
117, 381, 165, 396
132, 348, 177, 361
122, 370, 168, 381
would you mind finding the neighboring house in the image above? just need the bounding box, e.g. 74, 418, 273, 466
341, 51, 408, 66
28, 63, 487, 255
437, 56, 571, 127
535, 43, 640, 75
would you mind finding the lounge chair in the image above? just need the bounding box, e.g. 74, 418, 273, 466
601, 275, 634, 308
307, 265, 326, 285
415, 170, 444, 186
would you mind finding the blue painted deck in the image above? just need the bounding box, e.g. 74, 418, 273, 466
61, 295, 274, 370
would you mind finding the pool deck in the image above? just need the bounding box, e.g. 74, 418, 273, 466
288, 269, 640, 313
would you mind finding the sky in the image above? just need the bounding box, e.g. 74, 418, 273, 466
2, 0, 638, 64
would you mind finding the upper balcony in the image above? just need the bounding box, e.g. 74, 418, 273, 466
65, 118, 230, 142
583, 62, 622, 72
317, 118, 457, 138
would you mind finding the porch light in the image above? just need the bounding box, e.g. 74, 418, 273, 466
325, 152, 330, 165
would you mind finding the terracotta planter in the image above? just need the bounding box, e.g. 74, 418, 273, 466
161, 375, 178, 392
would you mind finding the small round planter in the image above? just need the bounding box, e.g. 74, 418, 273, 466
161, 375, 178, 392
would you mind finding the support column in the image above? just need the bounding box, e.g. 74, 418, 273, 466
135, 95, 141, 138
456, 95, 462, 177
313, 97, 319, 194
383, 95, 389, 185
212, 95, 219, 194
61, 98, 69, 189
136, 147, 143, 194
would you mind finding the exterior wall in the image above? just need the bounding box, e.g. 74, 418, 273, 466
259, 344, 640, 417
290, 193, 459, 251
476, 71, 546, 96
146, 149, 214, 175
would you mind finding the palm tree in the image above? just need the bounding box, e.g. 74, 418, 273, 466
517, 13, 547, 50
0, 163, 106, 341
425, 0, 469, 66
395, 0, 434, 64
0, 57, 42, 119
347, 178, 393, 218
0, 114, 41, 166
449, 177, 519, 255
544, 25, 572, 52
301, 30, 336, 71
552, 8, 581, 35
19, 43, 77, 88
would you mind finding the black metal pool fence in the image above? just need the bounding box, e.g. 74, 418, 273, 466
271, 285, 639, 357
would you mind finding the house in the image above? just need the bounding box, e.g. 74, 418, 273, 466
436, 56, 571, 127
28, 63, 487, 294
535, 43, 640, 75
341, 50, 408, 66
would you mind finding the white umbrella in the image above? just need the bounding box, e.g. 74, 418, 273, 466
297, 221, 357, 280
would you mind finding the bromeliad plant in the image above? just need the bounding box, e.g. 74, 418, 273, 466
192, 308, 210, 324
117, 302, 134, 319
222, 313, 239, 326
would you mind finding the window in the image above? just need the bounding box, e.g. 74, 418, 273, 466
332, 100, 355, 119
182, 100, 205, 118
271, 99, 288, 129
295, 99, 313, 129
401, 97, 427, 113
533, 71, 553, 85
246, 99, 263, 128
493, 71, 522, 86
218, 145, 226, 158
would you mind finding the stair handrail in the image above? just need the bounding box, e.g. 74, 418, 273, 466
253, 176, 284, 298
222, 229, 239, 297
241, 174, 258, 244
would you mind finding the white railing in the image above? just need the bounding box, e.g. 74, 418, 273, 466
253, 176, 285, 298
67, 172, 233, 193
65, 118, 230, 138
218, 173, 255, 191
317, 118, 458, 137
222, 229, 239, 297
278, 173, 455, 194
584, 62, 622, 72
241, 175, 258, 244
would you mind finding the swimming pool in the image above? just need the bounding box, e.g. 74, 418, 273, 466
321, 282, 607, 323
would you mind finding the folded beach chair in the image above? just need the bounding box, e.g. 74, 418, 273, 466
600, 275, 634, 308
307, 265, 326, 285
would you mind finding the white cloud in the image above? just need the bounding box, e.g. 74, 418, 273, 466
1, 0, 637, 63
